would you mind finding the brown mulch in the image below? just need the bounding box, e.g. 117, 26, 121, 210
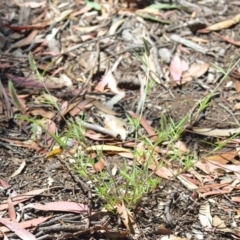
0, 0, 240, 239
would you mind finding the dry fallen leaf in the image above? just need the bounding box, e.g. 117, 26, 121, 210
212, 215, 231, 232
116, 201, 139, 235
198, 13, 240, 33
188, 63, 209, 78
9, 160, 26, 179
86, 145, 130, 152
205, 151, 238, 164
0, 217, 50, 234
128, 111, 157, 141
94, 158, 106, 172
101, 113, 128, 140
177, 175, 198, 190
0, 218, 37, 240
29, 109, 55, 119
161, 235, 188, 240
235, 80, 240, 92
21, 202, 89, 214
109, 19, 125, 35
199, 201, 212, 228
192, 127, 240, 137
234, 102, 240, 111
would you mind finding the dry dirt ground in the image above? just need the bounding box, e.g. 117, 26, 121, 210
1, 0, 240, 239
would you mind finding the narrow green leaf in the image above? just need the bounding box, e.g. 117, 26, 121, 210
142, 38, 150, 57
28, 52, 37, 72
85, 0, 101, 11
136, 12, 171, 24
8, 80, 22, 109
160, 114, 167, 131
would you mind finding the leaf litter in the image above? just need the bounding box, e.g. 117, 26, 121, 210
1, 0, 240, 239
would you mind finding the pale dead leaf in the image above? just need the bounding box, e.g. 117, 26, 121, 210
188, 63, 209, 78
105, 91, 125, 110
198, 13, 240, 33
181, 71, 193, 84
192, 127, 240, 137
9, 160, 26, 179
60, 100, 68, 114
199, 201, 212, 228
29, 109, 55, 119
101, 113, 128, 140
177, 175, 198, 190
111, 163, 118, 176
212, 215, 231, 232
86, 145, 130, 152
74, 25, 100, 33
109, 19, 125, 35
96, 70, 119, 93
195, 160, 240, 174
161, 235, 187, 240
234, 103, 240, 111
45, 28, 60, 54
47, 74, 72, 87
116, 201, 136, 234
205, 151, 237, 164
149, 165, 174, 179
20, 1, 46, 8
92, 101, 118, 116
174, 141, 188, 153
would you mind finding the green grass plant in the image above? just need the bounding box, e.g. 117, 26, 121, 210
14, 43, 240, 212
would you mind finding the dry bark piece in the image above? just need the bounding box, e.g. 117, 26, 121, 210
170, 34, 208, 54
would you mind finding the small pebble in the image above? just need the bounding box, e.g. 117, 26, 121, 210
159, 48, 172, 63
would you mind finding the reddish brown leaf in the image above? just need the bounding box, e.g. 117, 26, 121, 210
128, 111, 157, 141
0, 217, 50, 234
22, 202, 88, 214
0, 217, 36, 240
94, 158, 106, 172
69, 99, 94, 116
116, 201, 137, 234
149, 164, 174, 179
235, 81, 240, 93
8, 198, 16, 222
